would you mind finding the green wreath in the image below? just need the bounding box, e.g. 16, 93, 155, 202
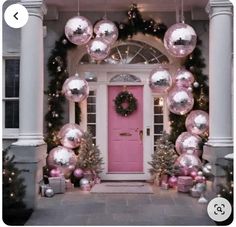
114, 91, 138, 117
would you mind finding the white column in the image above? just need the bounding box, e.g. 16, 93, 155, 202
206, 0, 233, 147
14, 0, 47, 146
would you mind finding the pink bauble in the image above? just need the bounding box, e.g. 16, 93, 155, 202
168, 176, 178, 188
58, 123, 84, 149
149, 65, 172, 93
50, 168, 62, 177
87, 38, 111, 60
167, 86, 194, 115
62, 75, 89, 103
190, 170, 198, 179
94, 19, 118, 45
175, 151, 202, 170
175, 132, 202, 156
185, 110, 209, 135
73, 168, 84, 179
65, 16, 93, 45
164, 23, 197, 58
174, 68, 194, 88
47, 146, 77, 178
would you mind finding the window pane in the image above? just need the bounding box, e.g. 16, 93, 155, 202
87, 124, 96, 137
87, 114, 96, 123
5, 59, 20, 97
87, 104, 96, 113
5, 100, 19, 128
87, 96, 96, 104
154, 125, 163, 134
154, 106, 163, 114
154, 115, 163, 123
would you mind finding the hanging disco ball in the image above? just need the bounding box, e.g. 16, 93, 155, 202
65, 16, 93, 45
62, 75, 89, 103
166, 86, 194, 115
94, 19, 118, 45
174, 68, 195, 88
87, 37, 111, 60
164, 23, 197, 58
149, 65, 172, 93
175, 132, 202, 156
47, 146, 77, 178
185, 110, 209, 136
58, 123, 84, 149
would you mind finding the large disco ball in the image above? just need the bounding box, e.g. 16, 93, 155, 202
174, 68, 195, 88
164, 23, 197, 58
87, 37, 111, 60
166, 86, 194, 115
62, 75, 89, 102
185, 110, 209, 135
94, 19, 118, 45
175, 150, 202, 169
47, 146, 77, 178
149, 65, 172, 93
175, 132, 202, 156
58, 123, 84, 149
65, 16, 93, 45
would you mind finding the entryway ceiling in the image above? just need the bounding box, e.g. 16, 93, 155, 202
45, 0, 209, 12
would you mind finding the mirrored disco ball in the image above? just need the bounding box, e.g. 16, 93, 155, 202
47, 146, 77, 178
58, 123, 84, 149
175, 132, 202, 156
167, 86, 194, 115
164, 23, 197, 58
175, 150, 202, 169
94, 19, 118, 45
65, 16, 93, 45
62, 75, 89, 102
149, 65, 172, 93
174, 68, 195, 88
185, 110, 209, 135
87, 37, 111, 60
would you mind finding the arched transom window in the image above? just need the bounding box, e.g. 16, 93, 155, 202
80, 41, 169, 65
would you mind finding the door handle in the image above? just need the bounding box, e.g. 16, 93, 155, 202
139, 130, 143, 141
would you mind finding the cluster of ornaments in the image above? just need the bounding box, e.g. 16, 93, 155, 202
65, 16, 118, 61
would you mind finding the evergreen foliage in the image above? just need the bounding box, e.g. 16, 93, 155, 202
148, 133, 179, 179
76, 132, 103, 174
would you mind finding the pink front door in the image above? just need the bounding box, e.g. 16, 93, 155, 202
108, 86, 143, 173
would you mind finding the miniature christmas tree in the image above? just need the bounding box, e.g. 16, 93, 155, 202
148, 132, 179, 181
76, 132, 103, 175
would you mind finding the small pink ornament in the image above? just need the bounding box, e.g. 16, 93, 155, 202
50, 168, 62, 177
190, 170, 198, 179
73, 168, 84, 179
174, 68, 194, 88
168, 176, 178, 188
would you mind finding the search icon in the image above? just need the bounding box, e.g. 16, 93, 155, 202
217, 206, 222, 213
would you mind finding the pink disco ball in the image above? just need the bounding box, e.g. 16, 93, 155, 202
73, 168, 84, 179
174, 68, 195, 88
149, 65, 172, 93
190, 170, 198, 179
185, 110, 209, 135
164, 23, 197, 58
65, 16, 93, 45
62, 75, 89, 103
94, 19, 118, 45
87, 37, 111, 61
168, 176, 178, 188
166, 86, 194, 115
50, 168, 62, 177
175, 151, 202, 170
47, 146, 77, 178
58, 123, 84, 149
175, 132, 202, 156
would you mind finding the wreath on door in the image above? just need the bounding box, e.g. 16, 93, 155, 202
114, 91, 137, 117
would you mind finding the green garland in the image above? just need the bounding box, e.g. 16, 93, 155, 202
45, 3, 208, 151
114, 91, 137, 116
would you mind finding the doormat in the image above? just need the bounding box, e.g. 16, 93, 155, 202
90, 182, 153, 194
